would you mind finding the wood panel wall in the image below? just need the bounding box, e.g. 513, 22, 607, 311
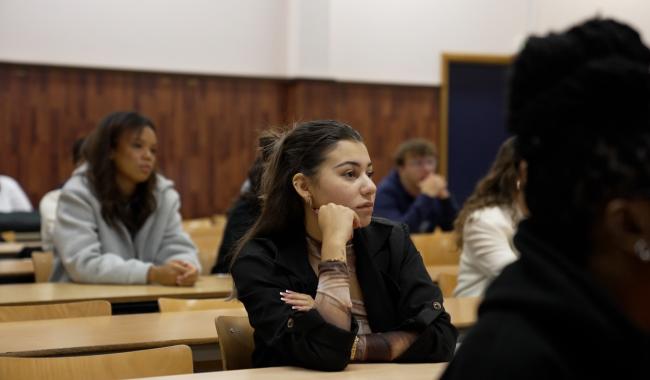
286, 80, 440, 178
0, 63, 440, 218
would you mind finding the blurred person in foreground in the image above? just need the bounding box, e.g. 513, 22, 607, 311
441, 18, 650, 379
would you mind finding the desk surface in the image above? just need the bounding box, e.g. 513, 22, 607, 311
0, 242, 26, 256
0, 275, 232, 306
0, 258, 34, 277
0, 308, 246, 357
0, 297, 477, 358
139, 363, 447, 380
0, 241, 42, 257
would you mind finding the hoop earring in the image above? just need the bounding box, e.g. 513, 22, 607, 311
634, 239, 650, 262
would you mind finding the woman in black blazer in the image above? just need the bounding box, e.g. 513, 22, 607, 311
231, 120, 457, 371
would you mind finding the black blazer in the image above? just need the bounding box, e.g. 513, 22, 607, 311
231, 217, 458, 371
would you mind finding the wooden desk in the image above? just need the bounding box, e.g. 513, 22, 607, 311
444, 296, 480, 329
0, 308, 247, 358
0, 275, 232, 307
0, 242, 26, 257
0, 258, 34, 278
0, 241, 42, 259
426, 265, 459, 282
12, 232, 42, 242
0, 298, 475, 358
138, 363, 448, 380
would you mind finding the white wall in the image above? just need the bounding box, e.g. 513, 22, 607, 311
1, 0, 649, 85
327, 0, 650, 84
0, 0, 289, 77
531, 0, 650, 43
286, 0, 331, 79
329, 0, 529, 85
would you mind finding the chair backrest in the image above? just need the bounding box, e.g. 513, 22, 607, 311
411, 230, 460, 266
31, 251, 54, 282
181, 217, 214, 231
437, 272, 458, 298
444, 297, 481, 329
0, 344, 193, 380
0, 300, 112, 322
215, 315, 254, 371
158, 297, 244, 313
212, 214, 227, 226
1, 231, 16, 242
183, 217, 227, 275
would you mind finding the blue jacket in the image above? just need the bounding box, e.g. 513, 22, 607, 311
374, 170, 458, 233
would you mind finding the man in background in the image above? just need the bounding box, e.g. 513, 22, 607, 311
374, 138, 458, 233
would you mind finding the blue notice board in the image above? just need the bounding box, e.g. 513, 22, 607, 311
442, 55, 512, 207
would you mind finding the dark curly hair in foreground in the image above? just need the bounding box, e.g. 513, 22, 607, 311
508, 18, 650, 262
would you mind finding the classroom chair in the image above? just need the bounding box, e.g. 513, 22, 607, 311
0, 300, 111, 322
0, 344, 193, 380
183, 216, 227, 275
437, 272, 459, 298
1, 231, 16, 242
443, 296, 481, 330
181, 218, 211, 231
215, 315, 254, 370
212, 213, 227, 225
158, 297, 244, 313
411, 230, 461, 266
32, 251, 54, 282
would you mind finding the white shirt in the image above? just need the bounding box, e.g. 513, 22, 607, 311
0, 175, 33, 212
454, 205, 523, 297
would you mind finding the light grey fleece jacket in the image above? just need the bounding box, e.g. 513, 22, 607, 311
51, 165, 201, 284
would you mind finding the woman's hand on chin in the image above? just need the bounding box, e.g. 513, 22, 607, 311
317, 203, 360, 261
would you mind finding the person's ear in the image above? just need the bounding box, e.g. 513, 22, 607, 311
603, 199, 650, 262
292, 173, 312, 206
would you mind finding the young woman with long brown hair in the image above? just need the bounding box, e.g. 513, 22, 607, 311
231, 120, 457, 371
